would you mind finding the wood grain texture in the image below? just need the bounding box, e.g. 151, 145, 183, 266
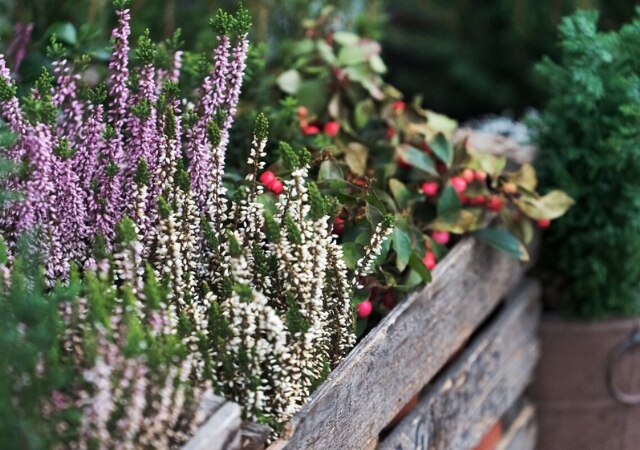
378, 279, 540, 450
496, 401, 536, 450
181, 395, 242, 450
242, 421, 271, 450
270, 237, 524, 450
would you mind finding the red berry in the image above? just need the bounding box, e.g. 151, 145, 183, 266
267, 179, 284, 196
259, 171, 276, 185
422, 251, 436, 270
469, 195, 486, 205
333, 217, 345, 236
461, 169, 475, 184
297, 106, 308, 118
486, 195, 504, 212
421, 181, 439, 197
392, 100, 405, 112
303, 124, 320, 135
474, 170, 487, 182
353, 178, 366, 187
451, 176, 468, 194
382, 291, 394, 309
386, 127, 396, 140
432, 230, 450, 245
357, 300, 373, 318
324, 121, 340, 138
537, 218, 551, 229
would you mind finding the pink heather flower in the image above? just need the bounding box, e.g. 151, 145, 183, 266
74, 103, 105, 192
14, 124, 57, 235
93, 134, 124, 247
123, 63, 159, 199
170, 50, 183, 83
0, 54, 26, 147
6, 23, 33, 79
187, 35, 231, 209
107, 8, 131, 131
52, 59, 84, 143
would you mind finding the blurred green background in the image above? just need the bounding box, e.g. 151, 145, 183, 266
1, 0, 637, 119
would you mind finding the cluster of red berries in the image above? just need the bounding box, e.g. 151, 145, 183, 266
420, 169, 553, 228
258, 171, 284, 196
298, 106, 340, 137
356, 290, 396, 319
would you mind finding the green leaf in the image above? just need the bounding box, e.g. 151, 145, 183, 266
437, 185, 462, 222
333, 31, 360, 46
297, 79, 329, 115
354, 99, 376, 129
342, 242, 365, 270
337, 45, 368, 66
318, 160, 344, 182
392, 228, 412, 272
514, 190, 575, 220
429, 133, 453, 167
389, 178, 410, 210
277, 69, 302, 94
473, 228, 529, 261
344, 143, 368, 176
316, 40, 337, 65
467, 149, 507, 177
399, 145, 438, 176
408, 253, 432, 282
46, 22, 77, 46
365, 203, 384, 226
369, 54, 387, 74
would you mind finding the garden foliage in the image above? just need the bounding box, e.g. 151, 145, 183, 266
0, 1, 392, 445
534, 9, 640, 318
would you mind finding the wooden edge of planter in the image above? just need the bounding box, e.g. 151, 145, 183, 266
377, 278, 541, 450
241, 421, 271, 450
269, 237, 524, 450
496, 400, 537, 450
181, 394, 242, 450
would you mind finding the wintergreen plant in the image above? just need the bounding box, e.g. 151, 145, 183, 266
534, 9, 640, 318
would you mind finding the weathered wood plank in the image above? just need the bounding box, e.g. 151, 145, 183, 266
496, 401, 536, 450
270, 237, 524, 450
242, 421, 271, 450
378, 279, 540, 450
181, 396, 242, 450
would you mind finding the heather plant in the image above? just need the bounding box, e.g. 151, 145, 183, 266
0, 1, 392, 441
206, 137, 393, 429
533, 10, 640, 318
0, 231, 206, 449
0, 0, 251, 284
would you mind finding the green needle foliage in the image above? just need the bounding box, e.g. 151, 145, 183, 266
534, 9, 640, 319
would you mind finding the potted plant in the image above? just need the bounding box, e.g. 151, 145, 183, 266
529, 9, 640, 449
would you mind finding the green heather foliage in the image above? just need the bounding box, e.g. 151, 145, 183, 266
534, 9, 640, 319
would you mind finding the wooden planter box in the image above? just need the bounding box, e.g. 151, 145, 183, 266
182, 235, 542, 450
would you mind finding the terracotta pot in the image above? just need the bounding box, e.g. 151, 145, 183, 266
528, 315, 640, 450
